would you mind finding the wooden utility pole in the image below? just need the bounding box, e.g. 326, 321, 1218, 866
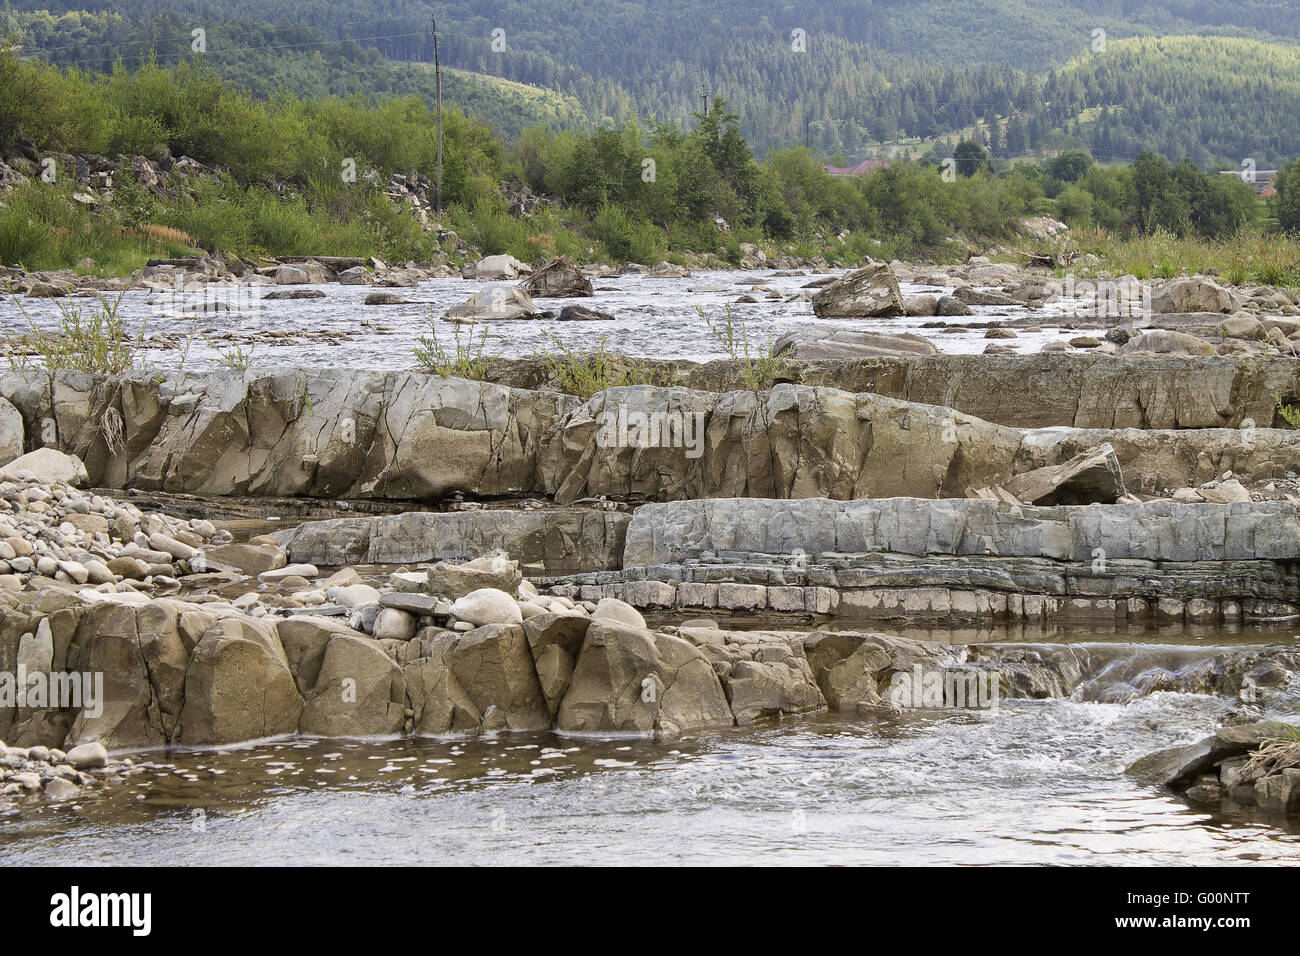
432, 13, 443, 218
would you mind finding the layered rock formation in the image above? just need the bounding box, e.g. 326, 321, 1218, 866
7, 368, 1300, 505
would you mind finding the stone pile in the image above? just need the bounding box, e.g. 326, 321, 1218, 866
0, 740, 129, 805
0, 449, 225, 593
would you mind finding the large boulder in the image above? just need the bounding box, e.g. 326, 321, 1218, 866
646, 261, 690, 278
450, 588, 523, 627
449, 623, 551, 730
274, 261, 328, 285
201, 542, 287, 576
403, 630, 482, 735
523, 608, 591, 715
475, 254, 530, 280
0, 397, 23, 466
557, 620, 734, 734
520, 255, 593, 297
1, 447, 88, 486
180, 617, 303, 745
426, 552, 522, 600
1152, 277, 1241, 314
811, 263, 904, 318
444, 287, 539, 321
64, 604, 165, 750
1127, 721, 1299, 788
298, 633, 406, 737
1003, 443, 1126, 505
722, 655, 826, 725
1116, 330, 1216, 356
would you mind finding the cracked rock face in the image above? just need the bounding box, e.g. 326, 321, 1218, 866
10, 368, 1300, 509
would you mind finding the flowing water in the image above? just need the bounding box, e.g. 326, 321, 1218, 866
0, 269, 1088, 370
2, 626, 1298, 866
2, 272, 1294, 863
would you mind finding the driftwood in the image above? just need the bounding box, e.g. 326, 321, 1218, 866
519, 255, 593, 297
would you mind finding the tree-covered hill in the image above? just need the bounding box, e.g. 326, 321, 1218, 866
3, 1, 1300, 162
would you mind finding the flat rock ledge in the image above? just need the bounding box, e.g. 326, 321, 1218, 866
274, 497, 1300, 625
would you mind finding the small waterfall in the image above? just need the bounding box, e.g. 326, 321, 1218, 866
965, 641, 1300, 708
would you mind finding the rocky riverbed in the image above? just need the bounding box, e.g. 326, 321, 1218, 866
1, 269, 1299, 857
6, 253, 1300, 368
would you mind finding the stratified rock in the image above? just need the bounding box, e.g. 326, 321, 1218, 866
445, 287, 539, 321
772, 327, 938, 360
1004, 443, 1125, 505
812, 263, 904, 318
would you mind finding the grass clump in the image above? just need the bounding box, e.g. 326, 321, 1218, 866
414, 314, 497, 380
1276, 394, 1300, 428
696, 304, 789, 391
536, 331, 657, 399
3, 282, 143, 375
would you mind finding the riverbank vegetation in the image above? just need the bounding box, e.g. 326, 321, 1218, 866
1, 52, 1298, 277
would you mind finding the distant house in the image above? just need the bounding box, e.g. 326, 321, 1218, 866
1219, 168, 1278, 196
824, 158, 891, 177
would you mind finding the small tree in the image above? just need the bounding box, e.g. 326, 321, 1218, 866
1276, 159, 1300, 236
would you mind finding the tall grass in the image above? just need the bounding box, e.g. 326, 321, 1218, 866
696, 304, 790, 391
1069, 227, 1300, 286
3, 282, 143, 375
535, 331, 657, 398
414, 312, 497, 379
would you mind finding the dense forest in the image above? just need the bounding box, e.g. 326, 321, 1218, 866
3, 1, 1300, 162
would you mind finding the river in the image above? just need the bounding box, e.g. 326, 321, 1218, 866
0, 269, 1086, 370
3, 626, 1298, 866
